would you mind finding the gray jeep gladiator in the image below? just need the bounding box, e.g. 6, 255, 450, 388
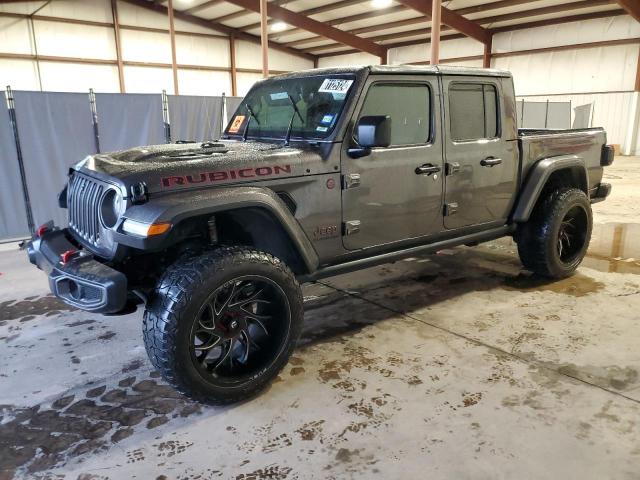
26, 65, 613, 404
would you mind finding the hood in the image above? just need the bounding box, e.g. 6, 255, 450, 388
76, 140, 326, 195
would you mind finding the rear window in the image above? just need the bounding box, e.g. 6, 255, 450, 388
449, 83, 499, 141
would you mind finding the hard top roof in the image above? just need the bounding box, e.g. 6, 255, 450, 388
272, 65, 512, 80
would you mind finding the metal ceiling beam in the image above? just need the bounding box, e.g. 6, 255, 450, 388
616, 0, 640, 22
237, 0, 366, 34
121, 0, 315, 61
396, 0, 490, 44
223, 0, 386, 57
298, 0, 617, 51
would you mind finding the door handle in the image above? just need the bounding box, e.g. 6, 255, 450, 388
415, 164, 441, 175
481, 157, 502, 167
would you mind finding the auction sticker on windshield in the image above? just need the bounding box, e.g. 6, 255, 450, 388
318, 79, 353, 94
229, 115, 245, 134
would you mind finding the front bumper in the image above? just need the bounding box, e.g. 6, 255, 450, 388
26, 228, 127, 313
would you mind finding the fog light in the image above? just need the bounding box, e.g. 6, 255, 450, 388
122, 219, 171, 237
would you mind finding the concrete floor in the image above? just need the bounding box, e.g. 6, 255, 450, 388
1, 157, 639, 480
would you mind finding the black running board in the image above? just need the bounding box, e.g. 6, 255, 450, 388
299, 225, 514, 282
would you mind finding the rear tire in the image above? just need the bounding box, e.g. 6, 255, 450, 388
516, 187, 592, 279
143, 247, 303, 405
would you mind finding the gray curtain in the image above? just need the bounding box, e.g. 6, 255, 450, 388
547, 102, 571, 129
521, 101, 548, 128
168, 95, 223, 142
573, 103, 592, 129
0, 94, 30, 240
226, 96, 243, 118
95, 93, 165, 152
12, 91, 97, 228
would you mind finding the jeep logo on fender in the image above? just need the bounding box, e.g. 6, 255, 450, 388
161, 165, 292, 188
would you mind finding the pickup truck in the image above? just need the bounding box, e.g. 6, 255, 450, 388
26, 65, 614, 404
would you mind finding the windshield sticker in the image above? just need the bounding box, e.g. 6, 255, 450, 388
318, 78, 353, 94
228, 115, 245, 134
316, 126, 328, 132
321, 114, 334, 124
270, 92, 289, 100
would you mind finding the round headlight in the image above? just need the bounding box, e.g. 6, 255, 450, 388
100, 189, 123, 229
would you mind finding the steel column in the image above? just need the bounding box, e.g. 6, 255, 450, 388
111, 0, 125, 93
260, 0, 269, 77
167, 0, 179, 95
430, 0, 441, 65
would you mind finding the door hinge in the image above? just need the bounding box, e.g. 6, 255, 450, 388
445, 162, 460, 176
443, 202, 459, 216
342, 173, 361, 190
343, 220, 361, 235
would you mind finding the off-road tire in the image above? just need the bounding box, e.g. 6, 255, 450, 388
143, 247, 303, 405
516, 187, 592, 279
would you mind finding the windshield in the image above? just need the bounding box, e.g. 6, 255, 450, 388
224, 74, 356, 140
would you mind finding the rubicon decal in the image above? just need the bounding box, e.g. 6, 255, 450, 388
161, 165, 292, 188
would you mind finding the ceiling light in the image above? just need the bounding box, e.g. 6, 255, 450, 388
371, 0, 392, 8
271, 21, 288, 32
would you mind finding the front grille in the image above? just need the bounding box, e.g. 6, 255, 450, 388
68, 173, 105, 247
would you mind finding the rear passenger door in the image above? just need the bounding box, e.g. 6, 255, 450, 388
341, 76, 444, 250
442, 77, 518, 229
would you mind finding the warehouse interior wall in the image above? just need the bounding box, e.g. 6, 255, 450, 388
320, 15, 640, 153
0, 0, 314, 97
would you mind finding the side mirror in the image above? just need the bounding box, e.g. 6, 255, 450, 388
348, 115, 391, 158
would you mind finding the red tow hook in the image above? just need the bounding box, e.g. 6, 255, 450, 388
36, 224, 50, 237
60, 249, 78, 264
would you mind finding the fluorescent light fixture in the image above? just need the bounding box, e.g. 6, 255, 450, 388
371, 0, 392, 8
271, 21, 288, 32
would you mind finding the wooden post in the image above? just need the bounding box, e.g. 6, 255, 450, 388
483, 35, 492, 68
430, 0, 441, 65
167, 0, 179, 94
260, 0, 269, 77
111, 0, 125, 93
229, 33, 237, 96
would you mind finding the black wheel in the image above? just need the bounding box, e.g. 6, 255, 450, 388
143, 247, 303, 404
516, 187, 592, 279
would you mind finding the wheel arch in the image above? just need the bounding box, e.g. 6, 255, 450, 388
512, 155, 588, 223
123, 186, 319, 274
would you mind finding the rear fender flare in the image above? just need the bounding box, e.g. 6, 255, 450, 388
120, 186, 319, 273
512, 155, 588, 223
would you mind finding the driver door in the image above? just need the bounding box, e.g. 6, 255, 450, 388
341, 76, 445, 251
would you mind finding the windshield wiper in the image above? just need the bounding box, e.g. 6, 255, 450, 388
283, 94, 304, 146
242, 104, 259, 141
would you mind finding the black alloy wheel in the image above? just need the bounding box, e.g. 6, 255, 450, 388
556, 204, 589, 264
190, 276, 290, 385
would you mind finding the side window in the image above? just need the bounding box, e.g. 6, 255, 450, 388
449, 83, 499, 141
358, 83, 431, 146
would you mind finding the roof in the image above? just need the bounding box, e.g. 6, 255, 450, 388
269, 65, 512, 79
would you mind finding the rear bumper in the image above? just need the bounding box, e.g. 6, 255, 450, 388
26, 228, 127, 313
590, 182, 612, 204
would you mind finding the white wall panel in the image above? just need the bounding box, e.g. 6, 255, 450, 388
117, 1, 169, 29
389, 37, 483, 65
124, 65, 174, 94
235, 40, 313, 71
317, 52, 381, 68
35, 21, 116, 60
493, 16, 640, 53
177, 35, 229, 67
39, 62, 120, 93
177, 69, 231, 96
120, 29, 171, 63
236, 72, 263, 97
0, 17, 32, 54
494, 44, 639, 95
0, 59, 40, 90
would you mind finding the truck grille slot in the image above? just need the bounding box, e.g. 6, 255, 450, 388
68, 173, 105, 246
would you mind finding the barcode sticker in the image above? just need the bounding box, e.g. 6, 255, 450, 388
228, 115, 245, 134
318, 79, 353, 94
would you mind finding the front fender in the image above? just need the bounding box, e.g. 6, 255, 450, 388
512, 155, 588, 223
114, 186, 320, 273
